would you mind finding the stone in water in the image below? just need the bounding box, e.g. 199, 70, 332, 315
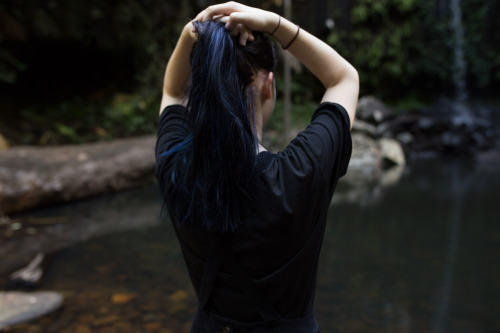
0, 291, 63, 329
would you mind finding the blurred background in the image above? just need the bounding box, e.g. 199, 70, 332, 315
1, 0, 499, 332
1, 0, 499, 145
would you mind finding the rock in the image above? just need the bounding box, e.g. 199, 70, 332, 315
0, 291, 63, 329
0, 133, 9, 151
441, 131, 464, 149
352, 119, 377, 138
168, 289, 188, 303
417, 116, 437, 131
378, 138, 406, 168
9, 253, 45, 289
379, 165, 405, 187
396, 132, 414, 145
111, 293, 136, 304
344, 134, 406, 184
144, 322, 163, 331
376, 112, 419, 137
335, 132, 406, 206
0, 136, 156, 214
356, 96, 396, 124
167, 289, 189, 314
92, 315, 121, 327
342, 133, 381, 186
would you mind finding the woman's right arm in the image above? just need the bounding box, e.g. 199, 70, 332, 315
198, 2, 359, 128
274, 18, 359, 128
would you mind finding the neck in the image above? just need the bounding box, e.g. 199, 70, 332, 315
254, 99, 264, 144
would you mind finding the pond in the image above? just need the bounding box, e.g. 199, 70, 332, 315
2, 155, 499, 333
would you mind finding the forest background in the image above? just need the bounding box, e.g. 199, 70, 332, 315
0, 0, 499, 146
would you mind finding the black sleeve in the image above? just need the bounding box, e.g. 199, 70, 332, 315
155, 105, 189, 156
155, 105, 189, 185
277, 102, 352, 198
307, 102, 352, 178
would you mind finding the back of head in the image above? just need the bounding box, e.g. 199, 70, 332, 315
167, 20, 276, 232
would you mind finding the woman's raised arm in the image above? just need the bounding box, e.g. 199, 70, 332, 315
159, 22, 197, 114
198, 1, 359, 127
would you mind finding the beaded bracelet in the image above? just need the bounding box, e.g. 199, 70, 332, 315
282, 25, 300, 50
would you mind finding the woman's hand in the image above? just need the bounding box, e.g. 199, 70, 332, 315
194, 2, 279, 45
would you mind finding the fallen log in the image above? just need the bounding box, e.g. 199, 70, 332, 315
0, 136, 156, 214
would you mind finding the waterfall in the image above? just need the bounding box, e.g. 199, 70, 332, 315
447, 0, 475, 127
450, 0, 468, 102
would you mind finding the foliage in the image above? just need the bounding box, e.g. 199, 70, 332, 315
0, 0, 187, 88
327, 0, 500, 103
0, 93, 158, 145
267, 99, 317, 133
0, 49, 26, 84
461, 0, 500, 94
0, 0, 185, 145
1, 0, 499, 146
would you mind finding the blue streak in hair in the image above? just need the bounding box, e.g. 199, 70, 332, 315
159, 134, 193, 157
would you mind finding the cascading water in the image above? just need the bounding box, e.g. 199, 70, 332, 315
419, 0, 500, 155
448, 0, 474, 127
450, 0, 468, 103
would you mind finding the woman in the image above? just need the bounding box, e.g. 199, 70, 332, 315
156, 2, 359, 332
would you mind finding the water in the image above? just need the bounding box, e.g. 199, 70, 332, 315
316, 156, 500, 332
2, 156, 500, 332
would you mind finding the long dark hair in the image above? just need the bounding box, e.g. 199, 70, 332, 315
161, 21, 276, 232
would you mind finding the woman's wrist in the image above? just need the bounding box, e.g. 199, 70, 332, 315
268, 16, 298, 49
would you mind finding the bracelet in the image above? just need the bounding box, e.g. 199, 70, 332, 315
270, 15, 281, 36
282, 25, 300, 50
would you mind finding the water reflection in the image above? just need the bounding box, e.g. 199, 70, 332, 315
0, 186, 162, 276
317, 156, 500, 332
433, 160, 465, 333
2, 156, 499, 332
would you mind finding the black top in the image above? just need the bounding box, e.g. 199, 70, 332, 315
156, 102, 352, 324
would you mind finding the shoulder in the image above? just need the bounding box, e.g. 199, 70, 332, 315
159, 104, 187, 120
311, 102, 351, 128
258, 102, 352, 189
158, 104, 188, 130
289, 102, 352, 166
156, 104, 189, 155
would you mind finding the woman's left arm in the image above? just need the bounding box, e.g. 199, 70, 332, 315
159, 22, 197, 115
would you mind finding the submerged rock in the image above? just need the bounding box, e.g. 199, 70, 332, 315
0, 291, 63, 329
8, 253, 45, 289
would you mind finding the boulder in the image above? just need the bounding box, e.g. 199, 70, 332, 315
0, 291, 63, 329
352, 119, 377, 138
343, 133, 406, 184
347, 133, 380, 169
356, 96, 396, 124
335, 132, 406, 206
379, 138, 406, 168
